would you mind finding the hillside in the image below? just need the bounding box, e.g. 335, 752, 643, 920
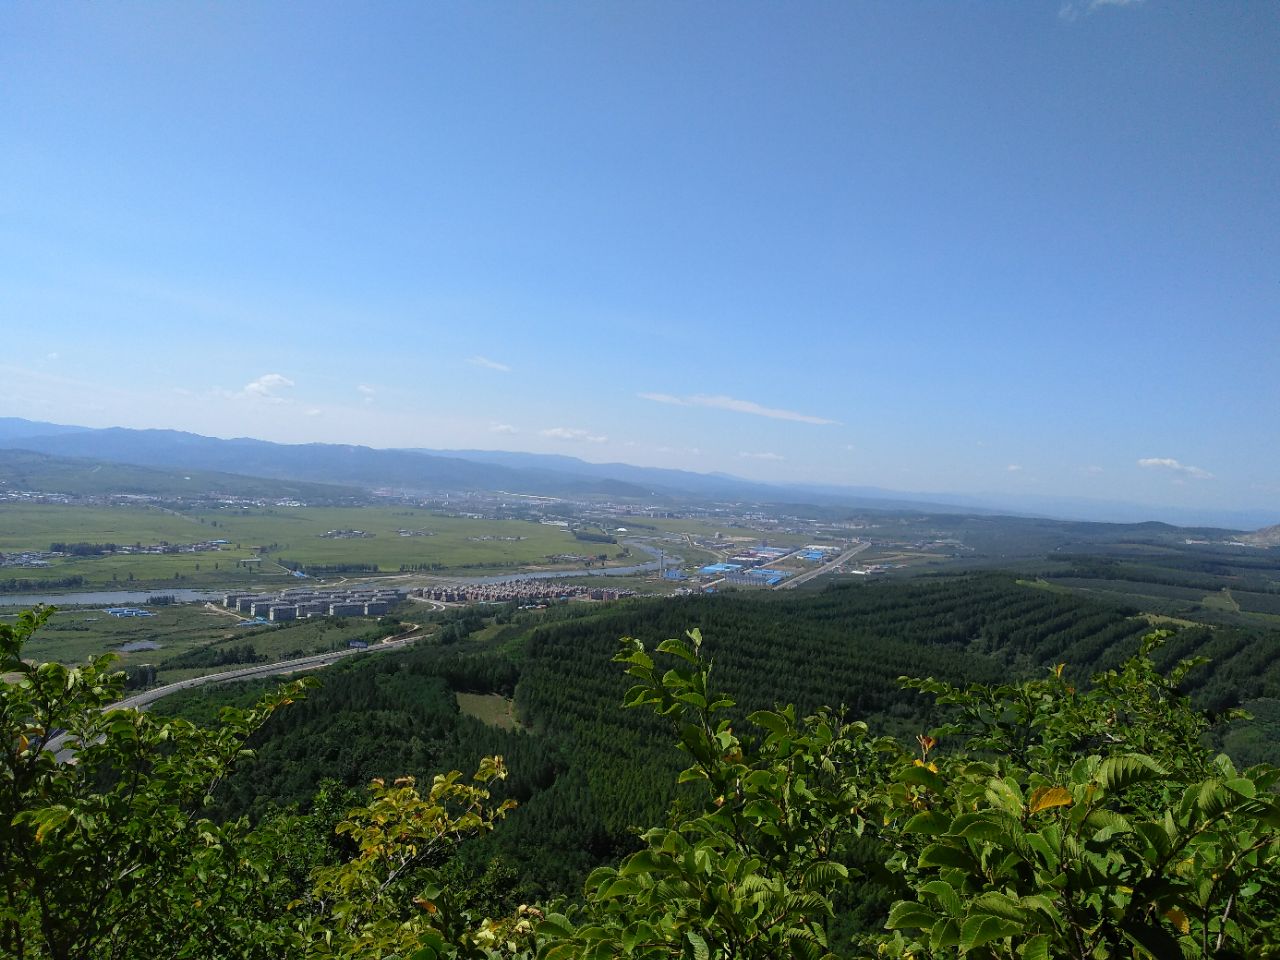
164, 574, 1280, 903
1239, 524, 1280, 547
11, 581, 1280, 957
0, 448, 362, 500
0, 421, 660, 499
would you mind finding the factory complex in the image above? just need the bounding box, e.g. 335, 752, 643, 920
221, 586, 408, 622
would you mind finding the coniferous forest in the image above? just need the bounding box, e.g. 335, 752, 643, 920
160, 576, 1280, 908
6, 574, 1280, 957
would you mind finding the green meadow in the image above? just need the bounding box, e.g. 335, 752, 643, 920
0, 503, 209, 549
0, 503, 621, 590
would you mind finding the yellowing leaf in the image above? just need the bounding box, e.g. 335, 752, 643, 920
1165, 907, 1190, 934
1054, 663, 1066, 677
1028, 786, 1073, 814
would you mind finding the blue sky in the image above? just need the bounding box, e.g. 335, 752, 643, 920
2, 1, 1277, 518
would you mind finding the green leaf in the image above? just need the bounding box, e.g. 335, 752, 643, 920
984, 778, 1025, 816
618, 850, 670, 878
960, 915, 1020, 951
801, 860, 848, 889
537, 913, 577, 939
919, 843, 974, 871
970, 891, 1027, 922
1095, 754, 1168, 794
886, 900, 938, 931
542, 942, 582, 960
656, 638, 698, 664
1196, 780, 1231, 819
686, 930, 709, 960
903, 810, 951, 835
920, 879, 963, 918
930, 917, 961, 950
748, 709, 792, 737
1020, 933, 1051, 960
898, 764, 944, 792
1225, 777, 1256, 799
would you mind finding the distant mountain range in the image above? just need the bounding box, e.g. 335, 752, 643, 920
0, 418, 654, 499
0, 449, 363, 501
0, 417, 1274, 530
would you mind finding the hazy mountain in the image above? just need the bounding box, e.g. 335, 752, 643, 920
0, 422, 654, 498
430, 450, 1013, 513
0, 449, 362, 500
0, 417, 92, 442
2, 419, 1271, 527
430, 449, 784, 499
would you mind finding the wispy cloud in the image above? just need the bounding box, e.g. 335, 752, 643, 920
740, 451, 785, 462
1059, 0, 1142, 21
469, 355, 511, 373
46, 352, 60, 361
639, 392, 838, 425
1007, 464, 1023, 473
542, 427, 607, 443
490, 423, 518, 435
357, 384, 375, 404
1138, 457, 1214, 480
237, 373, 295, 403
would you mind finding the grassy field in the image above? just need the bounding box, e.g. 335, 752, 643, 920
5, 602, 414, 685
0, 503, 628, 590
455, 692, 520, 730
0, 503, 209, 549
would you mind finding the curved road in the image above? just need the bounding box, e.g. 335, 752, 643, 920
44, 625, 426, 759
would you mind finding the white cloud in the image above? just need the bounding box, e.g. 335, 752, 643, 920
739, 451, 785, 462
1138, 457, 1214, 480
490, 423, 518, 435
357, 384, 375, 404
1084, 465, 1104, 475
469, 355, 511, 373
1060, 0, 1142, 20
1007, 464, 1023, 472
238, 373, 295, 403
639, 392, 838, 425
542, 427, 607, 443
305, 407, 323, 417
46, 352, 60, 361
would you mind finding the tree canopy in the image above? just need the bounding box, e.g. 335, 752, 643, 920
3, 605, 1278, 958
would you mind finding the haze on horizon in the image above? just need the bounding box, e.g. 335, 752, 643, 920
2, 1, 1276, 520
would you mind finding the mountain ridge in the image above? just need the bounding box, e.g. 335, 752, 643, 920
1, 417, 1273, 528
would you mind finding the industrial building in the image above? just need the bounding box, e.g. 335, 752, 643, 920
221, 586, 406, 623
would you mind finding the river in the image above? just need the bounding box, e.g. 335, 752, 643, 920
0, 541, 680, 606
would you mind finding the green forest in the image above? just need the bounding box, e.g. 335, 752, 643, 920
5, 575, 1280, 957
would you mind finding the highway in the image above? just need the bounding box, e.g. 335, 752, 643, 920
775, 541, 870, 590
43, 624, 426, 759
